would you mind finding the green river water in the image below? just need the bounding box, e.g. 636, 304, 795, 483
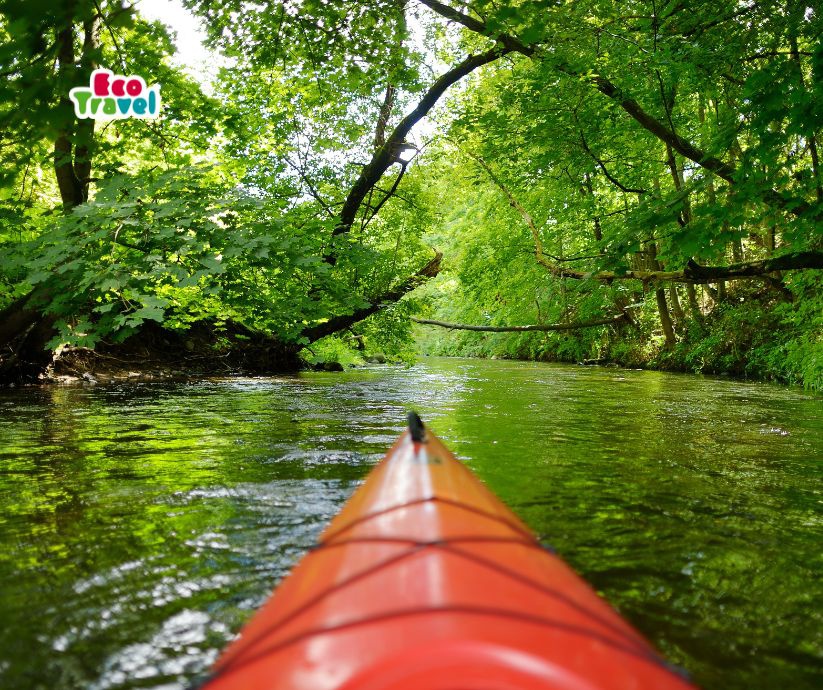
0, 357, 821, 689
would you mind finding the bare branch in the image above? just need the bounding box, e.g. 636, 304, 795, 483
333, 45, 509, 241
301, 251, 443, 342
362, 161, 408, 229
284, 156, 335, 217
373, 83, 396, 151
578, 130, 647, 194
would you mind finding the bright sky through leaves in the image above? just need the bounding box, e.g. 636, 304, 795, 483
136, 0, 226, 93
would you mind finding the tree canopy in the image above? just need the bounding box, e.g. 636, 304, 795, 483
0, 0, 821, 386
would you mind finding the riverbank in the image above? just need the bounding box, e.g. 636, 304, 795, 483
415, 285, 823, 392
7, 285, 821, 392
1, 320, 304, 386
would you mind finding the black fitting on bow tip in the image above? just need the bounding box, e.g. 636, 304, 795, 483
407, 410, 426, 443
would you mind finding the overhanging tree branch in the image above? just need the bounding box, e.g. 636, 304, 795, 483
418, 0, 812, 217
332, 45, 509, 240
546, 251, 823, 283
453, 132, 823, 284
682, 252, 823, 280
301, 251, 443, 342
578, 129, 647, 194
458, 146, 597, 277
412, 313, 628, 332
420, 1, 734, 177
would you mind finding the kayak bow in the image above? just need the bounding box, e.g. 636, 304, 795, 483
199, 413, 695, 690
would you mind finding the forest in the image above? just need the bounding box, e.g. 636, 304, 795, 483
1, 0, 822, 388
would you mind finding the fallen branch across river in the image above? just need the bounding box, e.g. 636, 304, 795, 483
411, 313, 628, 332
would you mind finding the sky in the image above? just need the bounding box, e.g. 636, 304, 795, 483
134, 0, 439, 141
136, 0, 225, 92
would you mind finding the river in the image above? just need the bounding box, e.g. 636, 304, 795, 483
0, 358, 820, 689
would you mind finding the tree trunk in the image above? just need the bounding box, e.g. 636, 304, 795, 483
0, 294, 44, 348
583, 172, 602, 241
664, 143, 699, 320
789, 28, 822, 202
655, 288, 676, 348
0, 301, 59, 384
647, 243, 676, 348
668, 285, 685, 322
53, 11, 98, 210
0, 290, 60, 383
1, 10, 101, 382
685, 283, 701, 318
373, 83, 396, 151
767, 225, 776, 251
73, 17, 99, 202
54, 20, 84, 210
731, 239, 743, 263
664, 143, 701, 322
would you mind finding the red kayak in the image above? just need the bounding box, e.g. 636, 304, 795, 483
199, 413, 695, 690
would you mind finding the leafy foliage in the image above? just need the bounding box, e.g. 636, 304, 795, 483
411, 0, 823, 388
0, 0, 820, 386
7, 164, 429, 354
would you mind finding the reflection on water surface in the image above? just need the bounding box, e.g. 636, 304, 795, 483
0, 358, 820, 689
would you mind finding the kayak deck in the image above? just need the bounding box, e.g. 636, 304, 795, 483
199, 416, 694, 690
